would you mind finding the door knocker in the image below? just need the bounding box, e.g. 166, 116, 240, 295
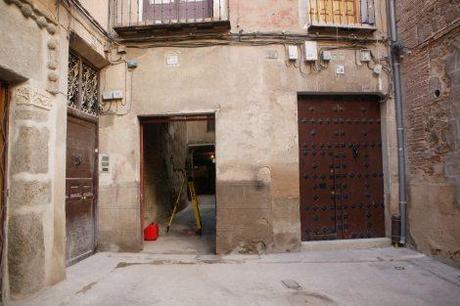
351, 144, 359, 160
72, 155, 82, 167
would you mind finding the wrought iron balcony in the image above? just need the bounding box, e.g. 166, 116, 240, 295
112, 0, 229, 34
307, 0, 376, 30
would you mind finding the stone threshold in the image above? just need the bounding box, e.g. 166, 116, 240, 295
301, 238, 392, 252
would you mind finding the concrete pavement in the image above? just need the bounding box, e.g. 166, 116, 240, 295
9, 247, 460, 306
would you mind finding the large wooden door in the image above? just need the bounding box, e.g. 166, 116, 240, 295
66, 115, 97, 265
298, 96, 385, 241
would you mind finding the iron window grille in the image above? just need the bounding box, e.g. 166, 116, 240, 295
67, 52, 101, 116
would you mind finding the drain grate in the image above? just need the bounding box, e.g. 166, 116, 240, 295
282, 279, 302, 290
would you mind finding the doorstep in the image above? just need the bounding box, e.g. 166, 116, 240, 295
301, 238, 392, 252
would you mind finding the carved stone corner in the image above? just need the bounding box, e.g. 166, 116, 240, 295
13, 86, 53, 111
47, 38, 60, 95
3, 0, 58, 35
46, 81, 59, 96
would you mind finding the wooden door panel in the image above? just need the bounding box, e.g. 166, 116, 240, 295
299, 96, 385, 241
66, 116, 97, 265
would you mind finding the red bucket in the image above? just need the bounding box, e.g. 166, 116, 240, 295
144, 223, 159, 241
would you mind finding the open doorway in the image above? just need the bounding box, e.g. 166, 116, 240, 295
140, 114, 216, 254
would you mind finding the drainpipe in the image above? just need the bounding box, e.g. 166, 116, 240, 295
388, 0, 407, 245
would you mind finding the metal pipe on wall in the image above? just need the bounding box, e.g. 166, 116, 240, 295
388, 0, 408, 245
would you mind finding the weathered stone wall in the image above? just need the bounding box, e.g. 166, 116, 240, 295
0, 0, 66, 298
397, 0, 460, 265
0, 0, 110, 300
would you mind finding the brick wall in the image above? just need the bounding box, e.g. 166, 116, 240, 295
397, 0, 460, 265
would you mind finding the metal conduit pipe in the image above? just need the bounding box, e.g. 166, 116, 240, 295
388, 0, 408, 245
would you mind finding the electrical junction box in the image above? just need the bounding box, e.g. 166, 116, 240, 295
100, 154, 110, 173
336, 65, 345, 75
102, 92, 113, 100
321, 50, 332, 61
360, 49, 372, 62
112, 90, 123, 99
102, 90, 124, 101
287, 45, 299, 61
166, 54, 179, 67
373, 64, 383, 75
127, 60, 138, 69
304, 41, 318, 61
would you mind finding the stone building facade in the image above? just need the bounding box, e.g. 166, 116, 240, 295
99, 0, 398, 255
0, 0, 110, 300
0, 0, 409, 302
396, 0, 460, 266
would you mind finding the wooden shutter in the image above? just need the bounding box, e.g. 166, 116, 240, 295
309, 0, 361, 26
360, 0, 375, 24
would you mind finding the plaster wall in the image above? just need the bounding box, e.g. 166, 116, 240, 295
79, 0, 109, 31
99, 42, 397, 254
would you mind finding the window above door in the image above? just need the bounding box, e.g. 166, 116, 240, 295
67, 52, 101, 116
306, 0, 377, 31
112, 0, 229, 36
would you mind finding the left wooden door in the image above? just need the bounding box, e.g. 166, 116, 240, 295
66, 115, 97, 265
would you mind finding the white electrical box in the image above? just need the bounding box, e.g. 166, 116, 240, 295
321, 50, 332, 61
336, 65, 345, 75
360, 49, 372, 62
373, 64, 383, 75
102, 90, 124, 101
304, 41, 318, 61
102, 92, 113, 100
112, 90, 123, 99
100, 154, 110, 173
287, 45, 298, 61
166, 54, 179, 67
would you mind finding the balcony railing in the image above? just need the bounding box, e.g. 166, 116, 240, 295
113, 0, 228, 28
308, 0, 375, 29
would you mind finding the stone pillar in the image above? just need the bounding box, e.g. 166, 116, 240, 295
7, 84, 52, 296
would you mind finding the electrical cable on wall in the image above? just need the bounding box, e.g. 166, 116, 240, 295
101, 28, 392, 116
